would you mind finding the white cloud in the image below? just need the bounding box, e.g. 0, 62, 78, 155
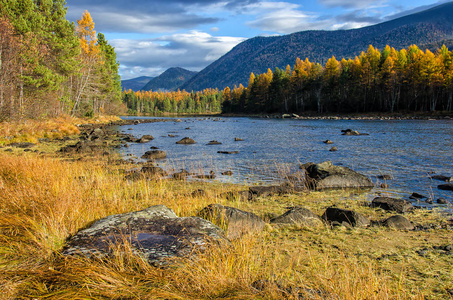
318, 0, 388, 9
113, 31, 245, 79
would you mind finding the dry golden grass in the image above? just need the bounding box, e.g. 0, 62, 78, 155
0, 151, 451, 299
0, 115, 120, 145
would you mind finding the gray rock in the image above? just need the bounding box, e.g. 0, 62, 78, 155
437, 198, 448, 204
197, 204, 265, 239
176, 137, 195, 144
322, 207, 370, 227
371, 197, 413, 213
270, 206, 322, 227
430, 175, 452, 182
438, 183, 453, 191
138, 135, 154, 143
63, 205, 227, 266
141, 166, 167, 177
141, 150, 166, 160
304, 161, 374, 190
380, 215, 414, 230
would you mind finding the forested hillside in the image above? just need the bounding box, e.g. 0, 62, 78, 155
0, 0, 122, 121
125, 44, 453, 115
181, 2, 453, 91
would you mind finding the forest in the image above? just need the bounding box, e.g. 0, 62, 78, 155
124, 44, 453, 115
0, 0, 122, 121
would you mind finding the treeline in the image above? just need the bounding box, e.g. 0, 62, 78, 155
223, 45, 453, 113
0, 1, 122, 121
123, 89, 222, 115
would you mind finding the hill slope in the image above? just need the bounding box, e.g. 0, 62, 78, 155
142, 67, 197, 91
121, 76, 153, 92
180, 2, 453, 91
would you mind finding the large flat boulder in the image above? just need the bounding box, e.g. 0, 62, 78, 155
197, 204, 265, 239
62, 205, 227, 266
438, 183, 453, 191
304, 161, 373, 190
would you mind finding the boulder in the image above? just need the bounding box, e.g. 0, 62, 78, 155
138, 135, 154, 143
321, 207, 370, 227
270, 206, 322, 227
379, 215, 414, 230
329, 146, 338, 152
221, 171, 233, 176
341, 129, 369, 136
141, 166, 167, 177
437, 198, 448, 204
234, 137, 244, 141
207, 140, 222, 145
197, 204, 265, 239
377, 174, 393, 180
438, 183, 453, 191
141, 150, 167, 160
371, 197, 413, 213
409, 192, 426, 199
304, 161, 373, 190
430, 175, 452, 182
176, 137, 195, 144
323, 140, 334, 144
63, 205, 227, 266
172, 169, 191, 180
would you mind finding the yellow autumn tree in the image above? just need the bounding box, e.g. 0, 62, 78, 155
71, 10, 100, 116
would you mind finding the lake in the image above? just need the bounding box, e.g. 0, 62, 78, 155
119, 116, 453, 207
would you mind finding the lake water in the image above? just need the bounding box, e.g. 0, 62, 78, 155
119, 116, 453, 207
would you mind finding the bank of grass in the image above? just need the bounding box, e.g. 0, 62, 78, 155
0, 115, 120, 145
0, 153, 451, 298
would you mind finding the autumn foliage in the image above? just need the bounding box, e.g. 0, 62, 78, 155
0, 2, 121, 121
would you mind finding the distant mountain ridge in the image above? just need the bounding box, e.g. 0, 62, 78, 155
180, 2, 453, 91
121, 76, 153, 92
142, 67, 197, 91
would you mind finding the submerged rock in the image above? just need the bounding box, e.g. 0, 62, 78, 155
63, 205, 227, 266
207, 140, 222, 145
304, 161, 373, 190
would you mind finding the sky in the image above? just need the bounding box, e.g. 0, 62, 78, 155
65, 0, 451, 80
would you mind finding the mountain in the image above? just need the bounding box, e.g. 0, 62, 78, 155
142, 67, 198, 91
180, 2, 453, 91
121, 76, 154, 92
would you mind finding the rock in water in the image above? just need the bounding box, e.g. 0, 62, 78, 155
304, 161, 373, 190
176, 137, 196, 144
197, 204, 265, 239
62, 205, 227, 266
438, 183, 453, 191
321, 207, 370, 227
141, 150, 167, 160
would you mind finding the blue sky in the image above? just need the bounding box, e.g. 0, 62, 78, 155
65, 0, 451, 80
